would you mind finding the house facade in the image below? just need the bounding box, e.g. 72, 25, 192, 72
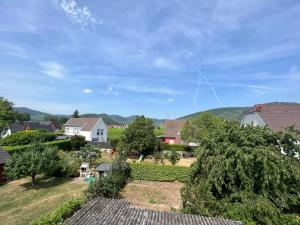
64, 117, 108, 142
241, 102, 300, 131
164, 119, 187, 144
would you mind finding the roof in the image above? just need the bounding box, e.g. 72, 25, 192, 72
165, 119, 186, 142
9, 122, 28, 133
9, 122, 56, 133
0, 148, 10, 164
247, 102, 300, 131
95, 163, 112, 172
65, 197, 242, 225
65, 118, 101, 131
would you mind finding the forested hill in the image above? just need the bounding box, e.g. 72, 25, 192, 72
180, 107, 250, 121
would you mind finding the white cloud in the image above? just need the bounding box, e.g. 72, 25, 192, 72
153, 57, 178, 70
52, 0, 96, 27
119, 83, 184, 95
83, 88, 92, 94
40, 62, 66, 79
167, 98, 174, 103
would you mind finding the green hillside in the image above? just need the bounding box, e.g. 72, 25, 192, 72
180, 107, 250, 121
14, 107, 51, 122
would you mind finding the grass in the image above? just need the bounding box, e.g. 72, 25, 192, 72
108, 128, 165, 139
0, 175, 86, 225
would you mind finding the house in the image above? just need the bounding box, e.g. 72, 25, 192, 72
241, 102, 300, 131
1, 121, 57, 138
65, 197, 242, 225
95, 163, 112, 177
64, 117, 108, 142
0, 148, 10, 182
164, 119, 186, 144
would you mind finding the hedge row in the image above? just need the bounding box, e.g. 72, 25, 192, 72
162, 143, 193, 152
130, 163, 190, 182
2, 140, 71, 154
0, 130, 57, 146
30, 198, 85, 225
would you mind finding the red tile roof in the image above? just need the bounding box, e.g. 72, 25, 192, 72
65, 118, 101, 131
249, 102, 300, 131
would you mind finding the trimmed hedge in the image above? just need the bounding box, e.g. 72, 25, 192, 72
130, 163, 190, 182
162, 143, 193, 152
30, 197, 85, 225
0, 130, 56, 146
2, 140, 71, 154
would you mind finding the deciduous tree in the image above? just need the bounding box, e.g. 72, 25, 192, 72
0, 97, 16, 134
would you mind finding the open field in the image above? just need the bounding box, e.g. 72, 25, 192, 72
0, 176, 86, 225
119, 180, 183, 211
108, 128, 165, 139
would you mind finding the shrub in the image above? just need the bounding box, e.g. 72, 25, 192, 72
162, 143, 192, 152
167, 149, 180, 165
86, 157, 131, 199
130, 163, 190, 182
0, 130, 56, 146
57, 151, 82, 178
3, 140, 71, 155
70, 135, 86, 150
30, 197, 85, 225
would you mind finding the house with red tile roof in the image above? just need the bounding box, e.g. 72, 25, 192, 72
241, 102, 300, 131
164, 119, 187, 144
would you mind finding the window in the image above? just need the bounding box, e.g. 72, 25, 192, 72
100, 129, 104, 135
97, 129, 100, 135
65, 127, 70, 134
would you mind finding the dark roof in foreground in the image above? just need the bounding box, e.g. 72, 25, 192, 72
248, 102, 300, 131
65, 197, 242, 225
0, 148, 10, 164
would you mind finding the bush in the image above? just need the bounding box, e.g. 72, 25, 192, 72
30, 198, 85, 225
130, 163, 190, 182
70, 135, 86, 150
0, 130, 56, 146
57, 151, 82, 177
2, 140, 71, 155
162, 143, 192, 152
86, 157, 131, 199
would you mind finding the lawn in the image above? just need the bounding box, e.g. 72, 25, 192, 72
0, 175, 86, 225
120, 180, 183, 211
108, 128, 165, 139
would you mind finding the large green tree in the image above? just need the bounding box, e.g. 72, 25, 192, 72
0, 97, 16, 134
181, 113, 300, 225
72, 109, 80, 118
16, 112, 31, 122
78, 144, 101, 166
121, 115, 157, 155
5, 141, 59, 186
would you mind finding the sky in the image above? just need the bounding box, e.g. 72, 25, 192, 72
0, 0, 300, 119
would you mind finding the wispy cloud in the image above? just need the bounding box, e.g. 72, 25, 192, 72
83, 88, 92, 94
118, 83, 184, 95
153, 57, 178, 70
167, 98, 174, 103
40, 62, 66, 79
52, 0, 96, 27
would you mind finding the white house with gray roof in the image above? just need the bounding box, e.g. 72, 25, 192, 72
64, 117, 107, 142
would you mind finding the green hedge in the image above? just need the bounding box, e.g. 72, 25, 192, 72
30, 198, 85, 225
162, 143, 193, 152
2, 140, 71, 154
0, 130, 56, 146
130, 163, 190, 182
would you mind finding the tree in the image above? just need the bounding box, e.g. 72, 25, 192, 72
16, 112, 31, 122
0, 97, 16, 134
44, 115, 58, 123
181, 114, 300, 225
72, 110, 80, 118
120, 115, 157, 155
70, 135, 86, 150
5, 141, 59, 186
168, 149, 180, 165
277, 126, 300, 158
58, 116, 68, 126
78, 144, 101, 166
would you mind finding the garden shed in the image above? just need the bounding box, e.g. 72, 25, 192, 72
95, 163, 112, 177
0, 148, 10, 182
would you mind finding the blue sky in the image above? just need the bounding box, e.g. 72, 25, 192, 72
0, 0, 300, 119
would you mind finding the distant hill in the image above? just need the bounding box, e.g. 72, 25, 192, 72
14, 107, 164, 126
180, 107, 250, 121
14, 107, 51, 122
